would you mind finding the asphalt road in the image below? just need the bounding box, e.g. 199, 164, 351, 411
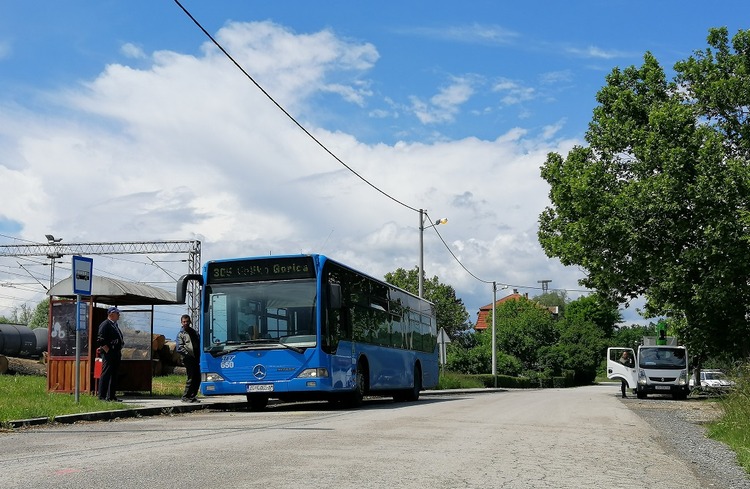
0, 385, 724, 488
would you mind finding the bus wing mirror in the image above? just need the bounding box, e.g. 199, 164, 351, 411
329, 283, 342, 309
176, 274, 203, 304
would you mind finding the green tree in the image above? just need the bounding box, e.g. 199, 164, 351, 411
447, 331, 523, 376
540, 319, 605, 384
533, 290, 568, 317
611, 324, 657, 349
384, 266, 470, 338
29, 298, 50, 329
491, 297, 558, 371
564, 295, 622, 339
538, 27, 750, 360
10, 303, 33, 325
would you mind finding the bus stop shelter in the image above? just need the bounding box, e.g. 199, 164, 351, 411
46, 276, 177, 395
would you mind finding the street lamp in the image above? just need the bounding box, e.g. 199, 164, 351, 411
46, 234, 63, 290
418, 209, 447, 298
492, 282, 509, 388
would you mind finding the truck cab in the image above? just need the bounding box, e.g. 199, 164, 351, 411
607, 340, 690, 400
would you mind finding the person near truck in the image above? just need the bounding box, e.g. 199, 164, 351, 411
619, 350, 635, 398
177, 314, 201, 403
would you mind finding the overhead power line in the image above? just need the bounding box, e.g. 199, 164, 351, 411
173, 0, 417, 214
170, 3, 590, 299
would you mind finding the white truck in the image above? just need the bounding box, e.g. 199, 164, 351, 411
607, 337, 690, 400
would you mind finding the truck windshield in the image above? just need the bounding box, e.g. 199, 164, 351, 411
639, 347, 686, 369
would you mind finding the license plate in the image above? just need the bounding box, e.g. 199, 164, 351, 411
655, 385, 670, 390
247, 384, 274, 392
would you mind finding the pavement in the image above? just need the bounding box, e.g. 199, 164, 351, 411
6, 395, 249, 429
6, 388, 502, 429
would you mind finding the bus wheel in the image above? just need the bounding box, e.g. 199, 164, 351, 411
247, 395, 269, 411
395, 365, 422, 402
348, 362, 367, 407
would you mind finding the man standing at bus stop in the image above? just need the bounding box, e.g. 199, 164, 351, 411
177, 314, 201, 403
97, 306, 124, 402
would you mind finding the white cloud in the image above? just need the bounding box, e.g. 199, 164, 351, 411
322, 82, 373, 106
409, 76, 476, 124
0, 21, 602, 325
120, 42, 146, 59
565, 45, 629, 59
539, 70, 573, 85
405, 24, 519, 46
492, 77, 536, 105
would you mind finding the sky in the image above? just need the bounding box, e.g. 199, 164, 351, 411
1, 1, 748, 339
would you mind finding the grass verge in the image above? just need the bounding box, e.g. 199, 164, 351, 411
436, 370, 486, 389
0, 374, 187, 426
706, 374, 750, 474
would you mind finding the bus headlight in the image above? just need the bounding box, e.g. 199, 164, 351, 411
202, 372, 225, 382
298, 368, 329, 378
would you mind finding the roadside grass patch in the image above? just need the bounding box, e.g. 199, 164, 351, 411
1, 373, 188, 426
151, 374, 186, 397
706, 372, 750, 474
437, 370, 485, 389
0, 375, 116, 425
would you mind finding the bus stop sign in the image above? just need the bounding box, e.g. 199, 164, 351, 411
72, 255, 93, 295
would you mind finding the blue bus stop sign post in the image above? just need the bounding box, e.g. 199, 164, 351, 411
72, 256, 93, 403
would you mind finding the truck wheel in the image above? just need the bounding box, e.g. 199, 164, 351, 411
636, 390, 646, 399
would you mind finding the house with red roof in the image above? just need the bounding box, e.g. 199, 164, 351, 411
475, 290, 558, 330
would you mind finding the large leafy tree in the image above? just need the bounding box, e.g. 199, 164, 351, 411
384, 267, 470, 338
539, 318, 605, 384
446, 335, 523, 376
491, 297, 558, 371
564, 295, 621, 339
538, 28, 750, 360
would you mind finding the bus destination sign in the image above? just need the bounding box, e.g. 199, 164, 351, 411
207, 257, 316, 283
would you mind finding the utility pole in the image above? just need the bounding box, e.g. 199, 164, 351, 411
537, 279, 552, 293
45, 234, 63, 290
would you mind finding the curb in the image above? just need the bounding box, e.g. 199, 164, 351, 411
5, 388, 505, 429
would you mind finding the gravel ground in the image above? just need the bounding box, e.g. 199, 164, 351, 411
624, 396, 750, 489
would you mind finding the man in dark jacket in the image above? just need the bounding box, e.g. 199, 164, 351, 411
97, 306, 124, 401
177, 314, 201, 403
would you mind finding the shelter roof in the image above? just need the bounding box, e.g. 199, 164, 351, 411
47, 275, 176, 306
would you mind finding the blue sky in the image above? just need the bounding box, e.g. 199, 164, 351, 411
1, 1, 748, 337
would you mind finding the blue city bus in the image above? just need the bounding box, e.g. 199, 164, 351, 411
176, 254, 439, 409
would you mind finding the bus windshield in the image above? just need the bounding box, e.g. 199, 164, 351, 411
205, 279, 317, 354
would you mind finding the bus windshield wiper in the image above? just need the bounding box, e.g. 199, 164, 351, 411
247, 338, 305, 354
209, 339, 305, 355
